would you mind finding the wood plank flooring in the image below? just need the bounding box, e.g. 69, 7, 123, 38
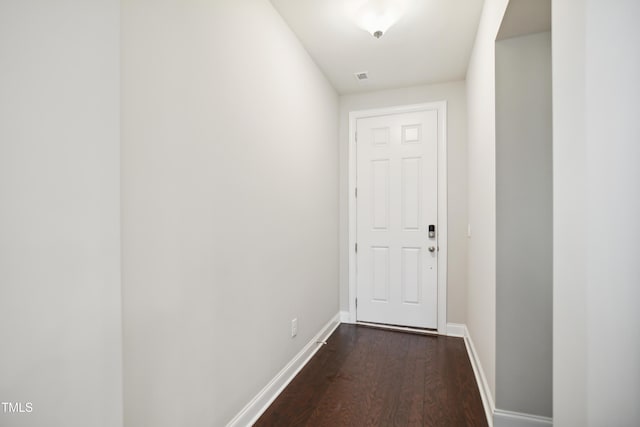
255, 324, 488, 427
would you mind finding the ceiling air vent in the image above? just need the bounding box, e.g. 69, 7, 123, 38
354, 71, 369, 82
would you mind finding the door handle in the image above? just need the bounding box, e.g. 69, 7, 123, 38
428, 246, 436, 253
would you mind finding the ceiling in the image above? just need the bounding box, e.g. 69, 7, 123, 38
269, 0, 484, 94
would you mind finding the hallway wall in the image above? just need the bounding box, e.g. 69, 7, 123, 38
338, 81, 468, 324
465, 0, 509, 404
553, 0, 640, 424
0, 0, 123, 425
495, 31, 552, 418
121, 0, 339, 425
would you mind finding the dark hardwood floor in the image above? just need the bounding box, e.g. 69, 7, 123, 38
255, 324, 488, 427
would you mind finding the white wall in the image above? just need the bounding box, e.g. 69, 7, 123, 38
552, 1, 587, 424
121, 1, 339, 425
554, 0, 640, 425
0, 1, 123, 426
495, 31, 552, 418
466, 0, 509, 403
339, 81, 468, 324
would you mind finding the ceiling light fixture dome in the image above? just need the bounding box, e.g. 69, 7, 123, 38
352, 0, 409, 39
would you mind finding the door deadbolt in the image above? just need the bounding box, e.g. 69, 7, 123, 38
428, 225, 436, 238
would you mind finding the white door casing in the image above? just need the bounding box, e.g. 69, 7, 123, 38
348, 102, 447, 333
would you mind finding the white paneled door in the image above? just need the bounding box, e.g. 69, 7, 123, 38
356, 110, 439, 329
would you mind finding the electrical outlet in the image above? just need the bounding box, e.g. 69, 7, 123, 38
291, 318, 298, 338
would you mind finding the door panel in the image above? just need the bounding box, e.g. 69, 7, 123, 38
371, 246, 389, 302
371, 160, 390, 230
402, 157, 421, 230
401, 247, 421, 304
356, 110, 438, 329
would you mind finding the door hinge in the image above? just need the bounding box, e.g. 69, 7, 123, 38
355, 187, 358, 198
355, 131, 358, 142
355, 298, 358, 309
355, 243, 358, 253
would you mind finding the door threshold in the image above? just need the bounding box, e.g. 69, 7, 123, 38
355, 321, 439, 336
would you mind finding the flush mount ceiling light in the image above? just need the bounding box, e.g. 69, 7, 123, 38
351, 0, 409, 39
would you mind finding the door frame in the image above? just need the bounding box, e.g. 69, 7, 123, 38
348, 101, 448, 334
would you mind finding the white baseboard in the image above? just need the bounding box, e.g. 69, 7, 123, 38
226, 313, 341, 427
339, 310, 352, 323
446, 322, 466, 337
494, 409, 553, 427
463, 325, 495, 427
